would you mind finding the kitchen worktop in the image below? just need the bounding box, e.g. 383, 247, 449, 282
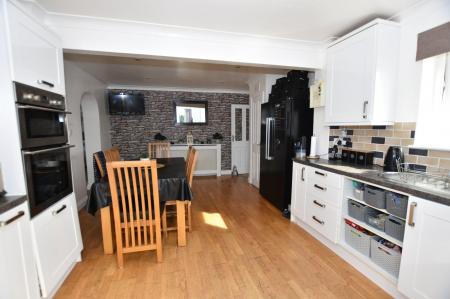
293, 158, 450, 207
0, 195, 28, 215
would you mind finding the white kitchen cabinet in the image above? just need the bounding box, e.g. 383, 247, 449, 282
0, 201, 40, 299
325, 19, 400, 125
291, 163, 308, 221
398, 197, 450, 299
5, 1, 65, 95
31, 193, 82, 298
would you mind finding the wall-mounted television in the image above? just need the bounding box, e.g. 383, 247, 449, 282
108, 91, 145, 115
173, 100, 208, 125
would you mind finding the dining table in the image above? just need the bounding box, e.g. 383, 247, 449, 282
87, 157, 193, 253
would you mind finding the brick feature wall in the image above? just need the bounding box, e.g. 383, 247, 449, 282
329, 122, 450, 173
109, 90, 249, 170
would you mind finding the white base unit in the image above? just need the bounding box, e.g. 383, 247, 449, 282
0, 201, 40, 299
31, 193, 83, 298
170, 144, 221, 176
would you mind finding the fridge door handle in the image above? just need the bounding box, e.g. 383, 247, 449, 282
265, 117, 269, 160
266, 117, 274, 160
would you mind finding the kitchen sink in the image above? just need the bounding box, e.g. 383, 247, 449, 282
379, 171, 450, 195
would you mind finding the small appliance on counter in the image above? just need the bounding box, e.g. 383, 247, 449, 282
384, 146, 404, 172
341, 149, 374, 166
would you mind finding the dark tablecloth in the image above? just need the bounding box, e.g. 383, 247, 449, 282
87, 157, 193, 215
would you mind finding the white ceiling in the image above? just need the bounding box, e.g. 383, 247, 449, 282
65, 53, 287, 92
37, 0, 421, 41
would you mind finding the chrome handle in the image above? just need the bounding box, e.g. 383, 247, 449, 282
37, 80, 54, 88
23, 144, 75, 155
312, 216, 324, 225
266, 118, 274, 160
314, 184, 327, 191
301, 167, 305, 181
265, 117, 269, 160
313, 200, 326, 208
315, 171, 327, 177
52, 204, 67, 216
363, 100, 368, 119
0, 211, 25, 227
17, 105, 71, 114
407, 202, 417, 227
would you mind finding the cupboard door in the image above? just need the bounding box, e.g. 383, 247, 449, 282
398, 197, 450, 299
31, 194, 82, 297
0, 202, 40, 299
6, 2, 65, 94
325, 26, 376, 124
291, 164, 307, 221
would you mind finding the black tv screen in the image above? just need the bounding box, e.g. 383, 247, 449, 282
109, 92, 145, 115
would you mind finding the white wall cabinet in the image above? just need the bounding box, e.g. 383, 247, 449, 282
325, 19, 400, 125
5, 1, 65, 95
398, 197, 450, 299
31, 193, 83, 298
291, 163, 308, 221
0, 201, 40, 299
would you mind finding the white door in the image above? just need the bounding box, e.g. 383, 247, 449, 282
231, 104, 250, 174
398, 197, 450, 299
291, 163, 307, 221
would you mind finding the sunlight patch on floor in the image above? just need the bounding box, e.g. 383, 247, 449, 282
202, 212, 228, 229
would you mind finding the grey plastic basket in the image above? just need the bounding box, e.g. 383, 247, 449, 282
348, 199, 365, 221
386, 192, 408, 219
364, 207, 387, 231
385, 215, 406, 241
370, 238, 402, 277
352, 181, 364, 201
364, 186, 386, 208
345, 223, 372, 257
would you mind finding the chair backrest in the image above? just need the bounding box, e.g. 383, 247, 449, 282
104, 147, 121, 162
93, 152, 106, 180
186, 148, 198, 187
148, 142, 171, 159
106, 160, 162, 253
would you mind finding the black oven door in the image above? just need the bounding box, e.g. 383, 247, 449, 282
17, 105, 69, 149
23, 145, 73, 217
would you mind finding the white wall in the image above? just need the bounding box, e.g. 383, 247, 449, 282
64, 61, 109, 208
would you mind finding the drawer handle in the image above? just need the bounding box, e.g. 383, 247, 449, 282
367, 190, 376, 195
377, 246, 392, 256
312, 216, 324, 225
37, 80, 55, 88
314, 184, 327, 191
0, 211, 25, 227
301, 167, 305, 181
52, 204, 67, 216
314, 171, 327, 177
313, 200, 326, 208
407, 202, 417, 227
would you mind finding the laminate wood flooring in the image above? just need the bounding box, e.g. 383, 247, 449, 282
55, 176, 390, 299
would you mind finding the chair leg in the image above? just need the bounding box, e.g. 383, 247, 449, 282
162, 208, 168, 238
155, 219, 163, 263
187, 202, 192, 232
115, 228, 124, 268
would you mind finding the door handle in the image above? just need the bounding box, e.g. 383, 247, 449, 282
0, 211, 25, 227
52, 204, 67, 216
407, 202, 417, 227
363, 101, 369, 119
301, 167, 305, 181
37, 80, 55, 88
313, 200, 326, 208
312, 216, 324, 225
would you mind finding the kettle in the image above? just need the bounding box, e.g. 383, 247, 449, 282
384, 146, 404, 172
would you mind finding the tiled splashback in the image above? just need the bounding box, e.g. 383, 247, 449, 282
329, 122, 450, 173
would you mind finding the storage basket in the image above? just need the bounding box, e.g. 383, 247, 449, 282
345, 223, 372, 257
364, 207, 387, 231
364, 186, 386, 208
370, 238, 402, 277
385, 215, 406, 241
348, 199, 365, 221
386, 192, 408, 219
352, 181, 364, 201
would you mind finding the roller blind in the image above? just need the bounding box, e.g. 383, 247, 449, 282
416, 22, 450, 61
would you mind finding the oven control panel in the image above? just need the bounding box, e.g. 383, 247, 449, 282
14, 81, 65, 110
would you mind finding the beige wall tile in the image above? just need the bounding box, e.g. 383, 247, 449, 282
402, 122, 417, 130
352, 129, 366, 136
362, 143, 377, 151
374, 158, 384, 166
393, 123, 403, 130
405, 155, 418, 164
364, 129, 379, 137
358, 136, 371, 143
439, 159, 450, 170
377, 130, 394, 137
376, 144, 390, 153
429, 150, 450, 159
385, 137, 401, 145
401, 139, 414, 146
417, 156, 439, 167
393, 130, 411, 138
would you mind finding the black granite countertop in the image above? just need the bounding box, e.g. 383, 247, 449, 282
293, 158, 450, 207
0, 195, 28, 215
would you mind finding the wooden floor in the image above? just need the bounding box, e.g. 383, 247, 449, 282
56, 176, 390, 299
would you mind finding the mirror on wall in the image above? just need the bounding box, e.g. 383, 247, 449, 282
173, 100, 208, 125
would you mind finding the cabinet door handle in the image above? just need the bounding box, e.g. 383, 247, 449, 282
0, 211, 25, 227
313, 200, 326, 208
363, 100, 368, 119
407, 202, 417, 227
312, 216, 324, 225
315, 170, 327, 177
301, 167, 305, 181
52, 204, 67, 216
314, 184, 327, 191
37, 80, 55, 88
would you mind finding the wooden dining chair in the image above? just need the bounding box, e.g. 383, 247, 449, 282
104, 147, 121, 162
148, 142, 171, 159
162, 148, 198, 236
93, 152, 106, 179
106, 160, 163, 268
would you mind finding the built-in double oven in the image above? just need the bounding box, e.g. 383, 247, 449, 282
15, 82, 73, 217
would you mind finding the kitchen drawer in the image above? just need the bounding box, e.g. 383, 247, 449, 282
306, 177, 343, 208
307, 167, 342, 189
306, 194, 340, 243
